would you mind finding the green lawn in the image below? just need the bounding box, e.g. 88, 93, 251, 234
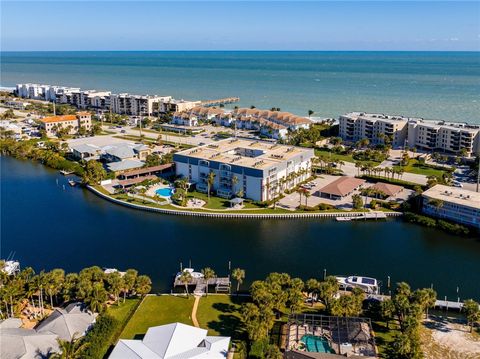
393, 159, 450, 177
372, 321, 400, 358
120, 296, 194, 339
315, 149, 356, 163
196, 295, 249, 339
107, 298, 141, 322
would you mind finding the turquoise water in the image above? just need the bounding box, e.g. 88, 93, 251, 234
301, 334, 334, 353
156, 187, 174, 197
1, 51, 479, 122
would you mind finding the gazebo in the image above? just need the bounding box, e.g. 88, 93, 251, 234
229, 197, 244, 208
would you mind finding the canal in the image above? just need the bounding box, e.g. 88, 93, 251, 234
1, 156, 479, 299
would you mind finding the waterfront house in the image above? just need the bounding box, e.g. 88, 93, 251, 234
70, 143, 102, 160
109, 322, 230, 359
422, 184, 480, 229
39, 112, 92, 137
101, 143, 151, 163
174, 138, 314, 201
0, 303, 95, 359
317, 176, 365, 200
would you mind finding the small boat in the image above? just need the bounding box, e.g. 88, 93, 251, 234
1, 260, 20, 276
336, 275, 379, 294
336, 217, 352, 222
175, 268, 204, 280
68, 179, 77, 187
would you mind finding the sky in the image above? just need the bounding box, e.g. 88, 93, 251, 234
1, 1, 479, 51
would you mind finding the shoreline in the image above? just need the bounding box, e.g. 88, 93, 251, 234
87, 184, 403, 219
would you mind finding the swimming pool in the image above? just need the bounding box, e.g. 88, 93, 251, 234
155, 187, 174, 197
301, 335, 334, 353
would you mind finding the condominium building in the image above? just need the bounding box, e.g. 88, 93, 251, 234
408, 120, 480, 156
338, 112, 410, 147
39, 112, 92, 137
422, 185, 480, 229
110, 94, 172, 116
16, 83, 81, 101
173, 138, 314, 201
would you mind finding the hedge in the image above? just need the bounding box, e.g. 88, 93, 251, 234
403, 212, 470, 236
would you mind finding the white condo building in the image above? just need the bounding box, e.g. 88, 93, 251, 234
408, 120, 480, 156
173, 138, 314, 201
422, 185, 480, 229
338, 112, 410, 147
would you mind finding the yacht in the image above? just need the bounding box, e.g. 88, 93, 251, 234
175, 268, 204, 280
336, 275, 379, 294
1, 260, 20, 276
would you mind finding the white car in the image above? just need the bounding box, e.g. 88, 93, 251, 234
453, 182, 463, 188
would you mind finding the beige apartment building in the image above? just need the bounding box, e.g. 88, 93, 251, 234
408, 120, 480, 156
39, 112, 92, 137
338, 112, 410, 147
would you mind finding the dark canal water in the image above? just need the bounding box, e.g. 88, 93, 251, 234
1, 156, 479, 299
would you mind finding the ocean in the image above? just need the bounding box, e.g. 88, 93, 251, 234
1, 51, 479, 122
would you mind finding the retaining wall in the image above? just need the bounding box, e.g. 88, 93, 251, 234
87, 185, 403, 220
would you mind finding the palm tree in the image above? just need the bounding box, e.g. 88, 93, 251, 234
106, 272, 124, 305
463, 299, 480, 333
308, 110, 314, 118
179, 271, 192, 297
207, 171, 216, 202
122, 269, 138, 302
201, 268, 216, 296
50, 333, 89, 359
304, 190, 311, 207
232, 268, 245, 295
296, 188, 304, 207
305, 278, 320, 307
134, 275, 152, 297
231, 175, 239, 195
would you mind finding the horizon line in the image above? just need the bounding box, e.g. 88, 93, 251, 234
2, 49, 479, 53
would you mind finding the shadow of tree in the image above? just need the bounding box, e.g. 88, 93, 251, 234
207, 314, 245, 340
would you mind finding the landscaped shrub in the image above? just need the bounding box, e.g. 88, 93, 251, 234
317, 203, 335, 211
82, 315, 119, 359
403, 212, 470, 236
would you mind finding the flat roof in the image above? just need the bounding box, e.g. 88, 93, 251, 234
319, 176, 365, 197
174, 138, 313, 170
422, 184, 480, 209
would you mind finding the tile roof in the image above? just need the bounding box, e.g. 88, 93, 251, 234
319, 176, 365, 197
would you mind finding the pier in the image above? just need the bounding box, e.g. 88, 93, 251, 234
173, 277, 231, 295
366, 294, 468, 311
201, 97, 240, 107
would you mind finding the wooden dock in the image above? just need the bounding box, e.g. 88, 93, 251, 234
201, 97, 240, 107
173, 277, 231, 295
367, 294, 468, 311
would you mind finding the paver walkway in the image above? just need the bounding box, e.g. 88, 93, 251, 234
191, 295, 200, 327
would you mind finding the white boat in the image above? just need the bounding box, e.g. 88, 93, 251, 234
336, 275, 379, 294
175, 268, 204, 280
68, 179, 77, 187
336, 217, 352, 222
1, 260, 20, 276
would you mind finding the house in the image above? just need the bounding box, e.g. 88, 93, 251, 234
109, 322, 230, 359
101, 143, 151, 163
70, 143, 101, 160
171, 112, 199, 127
0, 303, 95, 359
317, 177, 365, 200
35, 302, 96, 340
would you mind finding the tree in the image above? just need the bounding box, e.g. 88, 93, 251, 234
463, 299, 480, 333
232, 268, 245, 295
264, 344, 283, 359
179, 271, 192, 297
82, 161, 106, 185
381, 298, 395, 329
240, 302, 274, 341
50, 333, 90, 359
352, 194, 363, 210
122, 269, 138, 302
207, 171, 216, 202
87, 283, 107, 313
134, 275, 152, 297
428, 198, 444, 215
305, 278, 320, 307
106, 272, 124, 305
201, 267, 216, 296
45, 269, 65, 307
413, 288, 436, 319
318, 276, 339, 311
144, 153, 161, 167
308, 110, 314, 118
